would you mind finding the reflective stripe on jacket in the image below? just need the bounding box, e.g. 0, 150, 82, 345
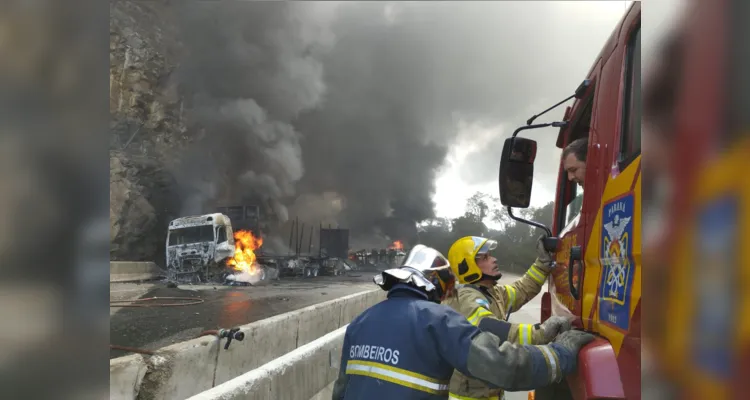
346, 359, 449, 395
448, 393, 502, 400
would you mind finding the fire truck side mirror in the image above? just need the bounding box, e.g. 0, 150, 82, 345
499, 137, 537, 208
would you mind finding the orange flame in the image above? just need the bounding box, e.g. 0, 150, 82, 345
389, 240, 404, 250
227, 230, 263, 275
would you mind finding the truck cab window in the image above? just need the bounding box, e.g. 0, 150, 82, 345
168, 225, 214, 246
555, 98, 593, 232
566, 186, 584, 227
216, 226, 227, 243
619, 24, 641, 166
245, 206, 258, 218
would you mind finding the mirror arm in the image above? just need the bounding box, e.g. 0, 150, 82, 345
526, 79, 590, 125
506, 206, 552, 237
526, 95, 576, 126
507, 121, 568, 166
511, 121, 565, 139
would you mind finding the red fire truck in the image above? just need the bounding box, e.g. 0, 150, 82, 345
498, 2, 640, 399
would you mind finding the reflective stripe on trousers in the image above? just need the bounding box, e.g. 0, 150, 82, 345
448, 393, 502, 400
345, 359, 449, 395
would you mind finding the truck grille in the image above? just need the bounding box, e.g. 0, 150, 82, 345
177, 256, 203, 274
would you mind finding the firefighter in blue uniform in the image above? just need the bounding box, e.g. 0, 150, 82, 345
332, 245, 595, 399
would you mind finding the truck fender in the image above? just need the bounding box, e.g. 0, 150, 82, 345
567, 337, 626, 399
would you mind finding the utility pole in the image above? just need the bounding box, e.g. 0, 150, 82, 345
308, 225, 313, 254
297, 222, 305, 256
288, 219, 295, 256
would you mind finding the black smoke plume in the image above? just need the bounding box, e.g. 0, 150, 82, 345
169, 1, 599, 249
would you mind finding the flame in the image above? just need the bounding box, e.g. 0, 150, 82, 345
227, 230, 263, 275
389, 240, 404, 251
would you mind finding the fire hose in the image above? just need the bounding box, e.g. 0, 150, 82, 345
110, 297, 245, 355
109, 296, 205, 307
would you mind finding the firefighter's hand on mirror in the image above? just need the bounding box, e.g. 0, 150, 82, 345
535, 234, 554, 265
538, 316, 573, 343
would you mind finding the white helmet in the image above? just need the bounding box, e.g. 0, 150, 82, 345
374, 244, 455, 303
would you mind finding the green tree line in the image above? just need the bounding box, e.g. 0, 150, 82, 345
418, 192, 554, 276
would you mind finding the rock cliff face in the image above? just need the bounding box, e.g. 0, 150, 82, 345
110, 0, 185, 263
110, 152, 180, 262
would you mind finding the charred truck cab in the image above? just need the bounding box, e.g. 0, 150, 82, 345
166, 213, 235, 283
498, 2, 640, 400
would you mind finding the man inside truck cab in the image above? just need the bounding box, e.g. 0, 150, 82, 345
561, 137, 588, 186
442, 235, 573, 400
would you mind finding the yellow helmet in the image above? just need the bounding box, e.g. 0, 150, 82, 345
448, 236, 498, 284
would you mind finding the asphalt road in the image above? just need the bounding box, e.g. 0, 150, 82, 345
109, 269, 382, 359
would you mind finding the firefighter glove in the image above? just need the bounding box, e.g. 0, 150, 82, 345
535, 234, 554, 265
537, 316, 573, 343
549, 330, 596, 376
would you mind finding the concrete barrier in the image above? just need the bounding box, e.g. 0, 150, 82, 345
110, 354, 148, 399
110, 288, 385, 400
309, 380, 336, 400
212, 290, 384, 385
110, 261, 165, 283
185, 326, 347, 400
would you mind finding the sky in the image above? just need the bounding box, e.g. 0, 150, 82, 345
432, 1, 635, 222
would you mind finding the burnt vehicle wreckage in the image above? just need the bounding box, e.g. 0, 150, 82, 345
165, 212, 236, 284
278, 219, 351, 278
349, 247, 406, 268
278, 221, 407, 277
164, 203, 407, 285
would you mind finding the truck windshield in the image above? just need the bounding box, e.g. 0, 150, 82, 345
168, 225, 215, 245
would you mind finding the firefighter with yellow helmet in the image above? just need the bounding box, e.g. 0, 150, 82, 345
443, 234, 572, 400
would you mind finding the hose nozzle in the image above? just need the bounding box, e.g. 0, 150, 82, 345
218, 327, 245, 349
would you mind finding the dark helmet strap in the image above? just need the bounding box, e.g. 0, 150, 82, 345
479, 272, 502, 283
428, 274, 445, 303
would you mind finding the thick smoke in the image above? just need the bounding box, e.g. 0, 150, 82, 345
169, 1, 617, 247
172, 1, 336, 222
293, 2, 560, 243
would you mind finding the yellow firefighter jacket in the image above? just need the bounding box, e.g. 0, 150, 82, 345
442, 260, 552, 400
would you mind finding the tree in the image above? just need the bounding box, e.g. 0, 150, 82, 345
531, 201, 554, 227
418, 217, 452, 232
417, 191, 554, 274
451, 213, 488, 239
465, 192, 496, 223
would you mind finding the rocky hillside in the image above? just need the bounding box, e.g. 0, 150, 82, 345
110, 0, 186, 263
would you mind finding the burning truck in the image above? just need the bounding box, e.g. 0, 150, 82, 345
165, 212, 279, 284
165, 213, 235, 283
